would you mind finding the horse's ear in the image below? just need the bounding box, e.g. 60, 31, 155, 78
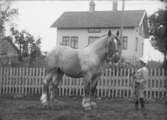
116, 30, 119, 37
108, 30, 111, 37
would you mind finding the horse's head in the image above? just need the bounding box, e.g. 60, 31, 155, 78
106, 30, 121, 63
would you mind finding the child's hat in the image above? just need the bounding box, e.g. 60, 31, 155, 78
139, 57, 147, 64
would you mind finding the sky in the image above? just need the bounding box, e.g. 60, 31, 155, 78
4, 0, 166, 62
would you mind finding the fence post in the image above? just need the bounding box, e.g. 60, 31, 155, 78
0, 66, 166, 100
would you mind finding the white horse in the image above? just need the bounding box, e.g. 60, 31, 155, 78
40, 30, 121, 110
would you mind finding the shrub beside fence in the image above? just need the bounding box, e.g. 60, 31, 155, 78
0, 67, 166, 99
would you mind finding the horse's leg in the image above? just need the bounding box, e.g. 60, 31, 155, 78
40, 71, 54, 106
50, 74, 57, 101
82, 73, 92, 110
50, 71, 63, 103
90, 73, 101, 108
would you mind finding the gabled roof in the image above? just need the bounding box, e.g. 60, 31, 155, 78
0, 37, 19, 57
51, 10, 146, 29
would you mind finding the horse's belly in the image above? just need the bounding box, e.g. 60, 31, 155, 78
61, 53, 83, 77
63, 66, 83, 78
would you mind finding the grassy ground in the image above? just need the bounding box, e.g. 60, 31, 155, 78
0, 96, 166, 120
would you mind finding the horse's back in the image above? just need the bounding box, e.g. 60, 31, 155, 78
46, 46, 83, 76
46, 46, 75, 67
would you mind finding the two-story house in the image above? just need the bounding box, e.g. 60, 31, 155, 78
51, 0, 149, 64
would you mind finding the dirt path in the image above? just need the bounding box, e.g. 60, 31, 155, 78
0, 97, 166, 120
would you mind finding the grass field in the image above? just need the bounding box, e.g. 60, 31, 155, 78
0, 96, 166, 120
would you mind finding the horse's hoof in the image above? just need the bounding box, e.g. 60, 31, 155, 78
41, 100, 49, 106
40, 94, 47, 102
82, 103, 91, 111
40, 97, 48, 107
41, 101, 49, 109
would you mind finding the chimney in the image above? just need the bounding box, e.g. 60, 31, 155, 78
112, 0, 118, 11
89, 0, 95, 12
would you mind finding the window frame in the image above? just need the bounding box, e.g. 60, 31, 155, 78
70, 36, 78, 49
121, 36, 128, 50
62, 36, 70, 46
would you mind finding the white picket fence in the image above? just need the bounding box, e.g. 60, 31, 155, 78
0, 67, 166, 99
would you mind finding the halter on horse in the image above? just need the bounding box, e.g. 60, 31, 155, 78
40, 30, 121, 110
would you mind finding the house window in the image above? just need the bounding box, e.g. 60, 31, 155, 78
71, 36, 78, 49
61, 36, 79, 48
88, 36, 99, 45
62, 36, 70, 46
122, 36, 128, 49
88, 28, 101, 33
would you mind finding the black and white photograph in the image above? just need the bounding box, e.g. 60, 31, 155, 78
0, 0, 166, 120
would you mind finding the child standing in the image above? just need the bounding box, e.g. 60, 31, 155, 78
133, 57, 148, 110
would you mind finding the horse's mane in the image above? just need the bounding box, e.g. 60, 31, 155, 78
89, 35, 108, 49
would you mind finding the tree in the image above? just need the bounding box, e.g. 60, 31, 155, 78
10, 27, 42, 63
1, 2, 42, 66
29, 37, 42, 65
149, 9, 167, 66
0, 2, 18, 37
